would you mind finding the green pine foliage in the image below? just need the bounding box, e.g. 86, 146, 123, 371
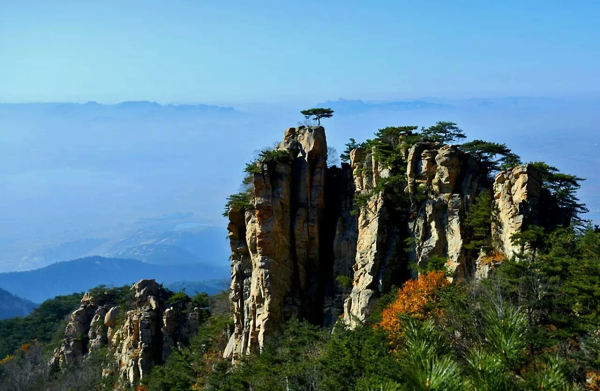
3, 120, 597, 390
420, 121, 466, 143
531, 161, 588, 222
465, 192, 494, 251
192, 227, 599, 390
224, 145, 291, 216
300, 108, 334, 126
459, 139, 522, 177
0, 292, 82, 358
350, 125, 422, 214
340, 138, 367, 163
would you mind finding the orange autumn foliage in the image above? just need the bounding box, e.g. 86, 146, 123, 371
19, 342, 33, 353
379, 270, 450, 347
0, 355, 15, 365
587, 372, 600, 390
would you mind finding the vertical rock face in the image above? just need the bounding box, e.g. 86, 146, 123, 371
323, 164, 357, 326
108, 280, 165, 387
406, 143, 483, 277
50, 293, 108, 369
492, 164, 542, 259
343, 142, 485, 325
224, 126, 328, 360
225, 126, 558, 355
343, 148, 400, 327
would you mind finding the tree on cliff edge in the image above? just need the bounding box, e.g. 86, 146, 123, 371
301, 108, 334, 126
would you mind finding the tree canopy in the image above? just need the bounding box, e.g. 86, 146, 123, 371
300, 108, 334, 125
420, 121, 466, 143
459, 140, 522, 176
531, 161, 588, 222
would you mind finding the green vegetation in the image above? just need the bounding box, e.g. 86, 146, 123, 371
0, 282, 227, 390
464, 192, 494, 252
143, 225, 600, 389
335, 275, 353, 288
340, 138, 367, 163
0, 292, 82, 359
224, 145, 292, 216
459, 139, 522, 177
206, 119, 597, 390
167, 291, 210, 313
2, 118, 596, 390
223, 192, 253, 217
531, 161, 588, 222
420, 121, 466, 143
300, 108, 334, 125
350, 126, 422, 213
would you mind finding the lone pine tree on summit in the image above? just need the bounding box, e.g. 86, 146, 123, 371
301, 108, 334, 125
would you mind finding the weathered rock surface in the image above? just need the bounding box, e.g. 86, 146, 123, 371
50, 292, 109, 369
225, 126, 556, 355
225, 126, 328, 360
50, 279, 206, 389
406, 143, 483, 277
492, 164, 542, 259
343, 148, 399, 327
107, 280, 164, 387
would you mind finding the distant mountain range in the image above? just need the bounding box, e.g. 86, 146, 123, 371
18, 224, 230, 271
0, 256, 229, 303
316, 99, 453, 114
0, 288, 36, 320
0, 101, 239, 117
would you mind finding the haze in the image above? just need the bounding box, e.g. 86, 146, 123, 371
0, 1, 598, 272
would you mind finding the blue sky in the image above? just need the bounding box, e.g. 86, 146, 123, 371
1, 0, 599, 104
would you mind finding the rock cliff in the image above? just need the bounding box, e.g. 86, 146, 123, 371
50, 279, 207, 389
492, 164, 542, 259
225, 126, 549, 357
225, 126, 330, 359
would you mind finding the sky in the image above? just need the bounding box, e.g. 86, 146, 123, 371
1, 0, 599, 104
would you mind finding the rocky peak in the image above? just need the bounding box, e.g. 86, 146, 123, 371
225, 125, 329, 360
225, 126, 553, 357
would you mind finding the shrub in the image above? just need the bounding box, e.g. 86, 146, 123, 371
379, 271, 450, 349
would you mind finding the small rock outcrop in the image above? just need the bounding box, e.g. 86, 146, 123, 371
224, 126, 559, 357
106, 280, 165, 386
50, 279, 206, 389
50, 293, 108, 369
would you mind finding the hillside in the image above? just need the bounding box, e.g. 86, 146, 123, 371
0, 256, 229, 303
0, 292, 82, 359
0, 288, 36, 320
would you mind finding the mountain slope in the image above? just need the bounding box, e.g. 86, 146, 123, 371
0, 256, 229, 303
0, 288, 36, 320
0, 292, 82, 358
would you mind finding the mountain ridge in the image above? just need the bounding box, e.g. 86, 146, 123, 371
0, 256, 229, 303
0, 288, 36, 320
